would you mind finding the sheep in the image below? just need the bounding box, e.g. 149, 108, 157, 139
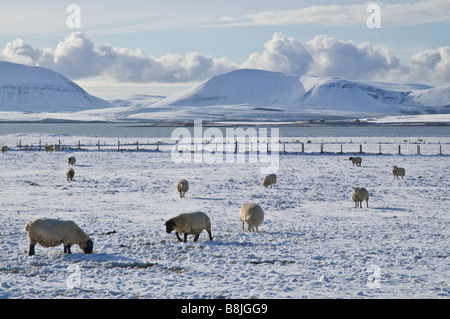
25, 218, 93, 256
175, 179, 189, 198
239, 202, 264, 232
66, 168, 75, 181
54, 144, 61, 152
164, 211, 213, 242
1, 145, 8, 154
392, 165, 405, 179
351, 187, 369, 208
44, 145, 54, 153
262, 173, 277, 188
349, 156, 362, 166
68, 156, 76, 166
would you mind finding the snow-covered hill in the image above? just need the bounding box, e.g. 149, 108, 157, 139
122, 69, 450, 122
0, 61, 112, 112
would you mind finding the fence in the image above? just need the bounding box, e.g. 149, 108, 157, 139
1, 138, 447, 156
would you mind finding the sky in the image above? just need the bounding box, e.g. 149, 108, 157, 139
1, 0, 450, 99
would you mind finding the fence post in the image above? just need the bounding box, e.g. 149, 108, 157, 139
98, 140, 100, 150
378, 144, 382, 155
118, 141, 120, 151
359, 145, 363, 153
320, 143, 324, 153
39, 140, 42, 151
398, 145, 401, 154
301, 142, 304, 153
417, 145, 420, 155
19, 140, 22, 150
136, 141, 139, 150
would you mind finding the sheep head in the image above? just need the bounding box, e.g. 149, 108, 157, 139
164, 220, 176, 234
82, 239, 94, 254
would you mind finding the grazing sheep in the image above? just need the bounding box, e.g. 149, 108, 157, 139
351, 187, 369, 208
392, 165, 405, 179
239, 202, 264, 232
68, 156, 76, 166
25, 218, 93, 256
262, 173, 277, 188
349, 156, 362, 166
66, 168, 75, 181
44, 145, 54, 153
164, 211, 213, 242
1, 145, 8, 154
175, 179, 189, 198
54, 144, 61, 151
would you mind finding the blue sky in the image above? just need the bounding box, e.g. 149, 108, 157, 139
1, 1, 450, 98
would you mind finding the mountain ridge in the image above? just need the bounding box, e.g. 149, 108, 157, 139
0, 60, 112, 112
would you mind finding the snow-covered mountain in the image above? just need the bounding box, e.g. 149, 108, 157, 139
122, 69, 450, 122
0, 61, 112, 112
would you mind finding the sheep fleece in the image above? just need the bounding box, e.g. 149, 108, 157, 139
239, 202, 264, 231
169, 212, 211, 236
25, 218, 90, 248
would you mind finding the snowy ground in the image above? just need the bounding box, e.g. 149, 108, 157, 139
0, 134, 449, 299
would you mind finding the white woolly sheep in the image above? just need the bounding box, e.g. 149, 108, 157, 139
164, 211, 213, 242
66, 168, 75, 181
25, 218, 93, 256
351, 187, 369, 208
239, 202, 264, 232
392, 165, 405, 179
68, 156, 76, 166
349, 156, 362, 166
1, 145, 8, 154
262, 173, 277, 188
175, 179, 189, 198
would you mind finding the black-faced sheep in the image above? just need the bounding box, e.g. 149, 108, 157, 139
262, 174, 277, 188
392, 165, 405, 179
175, 179, 189, 198
164, 211, 213, 242
25, 218, 93, 256
68, 156, 76, 166
351, 187, 369, 208
1, 145, 8, 154
66, 168, 75, 181
349, 156, 362, 166
239, 202, 264, 232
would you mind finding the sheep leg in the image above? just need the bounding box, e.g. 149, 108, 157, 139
64, 244, 72, 254
175, 233, 183, 242
207, 230, 213, 240
28, 244, 35, 256
183, 233, 188, 242
193, 234, 199, 242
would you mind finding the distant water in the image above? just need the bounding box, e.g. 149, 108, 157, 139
0, 122, 449, 138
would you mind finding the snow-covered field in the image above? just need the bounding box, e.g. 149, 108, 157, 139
0, 133, 449, 299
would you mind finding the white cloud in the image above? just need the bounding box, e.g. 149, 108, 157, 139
409, 46, 450, 82
305, 35, 401, 80
1, 31, 449, 86
215, 0, 450, 27
243, 32, 312, 75
0, 32, 238, 83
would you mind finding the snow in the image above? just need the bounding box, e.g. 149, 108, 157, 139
0, 132, 449, 299
0, 61, 112, 112
1, 65, 450, 123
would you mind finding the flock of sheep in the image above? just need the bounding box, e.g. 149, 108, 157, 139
2, 147, 405, 256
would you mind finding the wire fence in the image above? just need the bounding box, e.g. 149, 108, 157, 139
1, 138, 448, 156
